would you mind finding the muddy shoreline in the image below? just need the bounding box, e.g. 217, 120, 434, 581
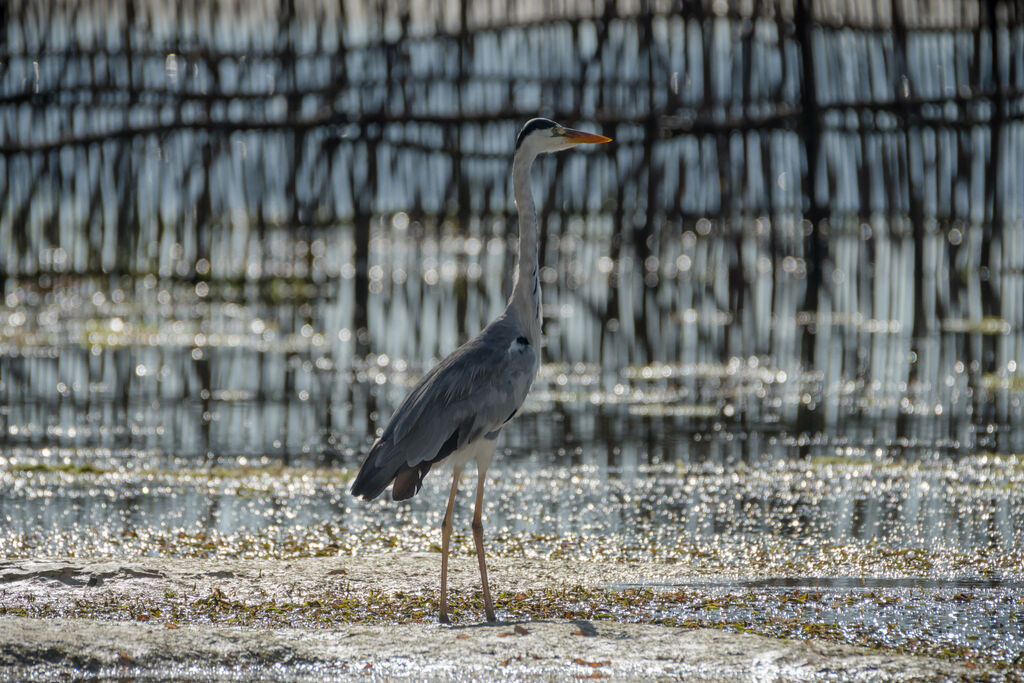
0, 556, 1013, 681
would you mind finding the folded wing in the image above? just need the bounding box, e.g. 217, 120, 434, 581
350, 319, 536, 501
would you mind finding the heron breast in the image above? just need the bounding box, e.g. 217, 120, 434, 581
447, 437, 498, 470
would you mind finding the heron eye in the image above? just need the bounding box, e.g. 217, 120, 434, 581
554, 127, 564, 136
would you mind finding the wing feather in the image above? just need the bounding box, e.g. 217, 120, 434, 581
350, 316, 537, 500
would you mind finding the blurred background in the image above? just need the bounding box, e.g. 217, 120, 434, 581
2, 0, 1024, 584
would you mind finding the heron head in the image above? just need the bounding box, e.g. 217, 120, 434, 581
515, 118, 611, 156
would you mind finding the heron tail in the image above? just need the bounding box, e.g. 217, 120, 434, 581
350, 425, 462, 501
349, 439, 399, 501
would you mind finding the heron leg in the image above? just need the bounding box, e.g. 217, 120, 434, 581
439, 464, 463, 624
472, 459, 496, 622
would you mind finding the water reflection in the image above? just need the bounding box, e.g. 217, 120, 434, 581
2, 222, 1022, 465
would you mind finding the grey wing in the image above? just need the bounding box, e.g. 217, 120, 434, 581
349, 328, 537, 501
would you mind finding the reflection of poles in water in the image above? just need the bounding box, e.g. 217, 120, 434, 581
979, 1, 1006, 432
351, 127, 378, 463
2, 1, 1022, 455
891, 2, 920, 446
794, 0, 825, 445
194, 351, 213, 464
452, 0, 471, 342
604, 124, 626, 365
193, 138, 214, 282
352, 130, 377, 357
639, 4, 657, 364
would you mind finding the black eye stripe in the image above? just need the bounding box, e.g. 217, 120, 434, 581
515, 336, 529, 345
515, 118, 558, 150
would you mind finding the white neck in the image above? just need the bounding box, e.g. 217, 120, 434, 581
508, 147, 542, 344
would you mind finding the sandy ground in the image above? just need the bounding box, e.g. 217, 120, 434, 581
0, 556, 1003, 681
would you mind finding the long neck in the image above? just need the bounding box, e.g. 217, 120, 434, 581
509, 149, 541, 343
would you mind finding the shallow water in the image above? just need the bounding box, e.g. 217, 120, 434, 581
617, 580, 1024, 667
3, 449, 1023, 565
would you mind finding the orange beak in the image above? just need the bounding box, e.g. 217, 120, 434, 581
562, 127, 612, 144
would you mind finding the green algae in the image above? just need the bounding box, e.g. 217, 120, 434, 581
1, 462, 355, 488
9, 462, 110, 475
2, 520, 1021, 575
0, 583, 1013, 671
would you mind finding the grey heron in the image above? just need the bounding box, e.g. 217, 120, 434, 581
350, 118, 611, 623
